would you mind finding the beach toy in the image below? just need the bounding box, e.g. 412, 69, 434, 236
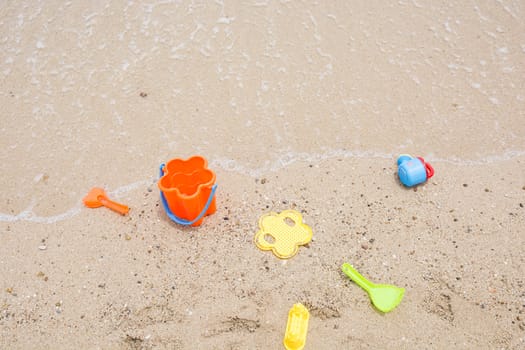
158, 155, 217, 227
254, 210, 312, 259
83, 187, 129, 215
341, 263, 405, 313
397, 154, 434, 187
283, 303, 310, 350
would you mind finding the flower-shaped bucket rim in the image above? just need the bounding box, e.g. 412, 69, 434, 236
158, 155, 216, 199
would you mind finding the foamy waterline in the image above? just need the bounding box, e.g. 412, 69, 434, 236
1, 148, 523, 223
0, 179, 154, 224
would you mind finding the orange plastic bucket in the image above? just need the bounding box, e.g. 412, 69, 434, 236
158, 156, 217, 226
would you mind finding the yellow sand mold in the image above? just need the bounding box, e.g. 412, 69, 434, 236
283, 303, 310, 350
254, 210, 312, 259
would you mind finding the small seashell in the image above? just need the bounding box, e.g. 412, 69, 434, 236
38, 245, 47, 250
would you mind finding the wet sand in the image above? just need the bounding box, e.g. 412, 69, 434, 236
1, 1, 524, 349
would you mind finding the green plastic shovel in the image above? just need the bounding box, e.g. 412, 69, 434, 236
341, 263, 405, 313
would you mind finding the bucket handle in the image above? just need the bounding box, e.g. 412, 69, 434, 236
159, 164, 217, 226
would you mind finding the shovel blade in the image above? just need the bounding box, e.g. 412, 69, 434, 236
369, 284, 405, 313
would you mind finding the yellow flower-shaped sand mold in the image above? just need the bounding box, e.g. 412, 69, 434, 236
254, 210, 313, 259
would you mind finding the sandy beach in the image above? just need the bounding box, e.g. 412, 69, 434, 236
1, 1, 524, 349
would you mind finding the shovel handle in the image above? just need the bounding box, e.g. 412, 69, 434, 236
341, 263, 374, 292
99, 197, 129, 215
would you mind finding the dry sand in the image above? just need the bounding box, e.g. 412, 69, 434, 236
1, 1, 524, 349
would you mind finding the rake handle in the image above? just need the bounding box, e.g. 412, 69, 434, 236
342, 263, 374, 292
99, 197, 129, 215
